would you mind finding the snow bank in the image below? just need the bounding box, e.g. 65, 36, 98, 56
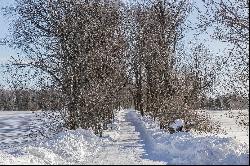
0, 129, 100, 165
169, 119, 184, 129
127, 109, 249, 165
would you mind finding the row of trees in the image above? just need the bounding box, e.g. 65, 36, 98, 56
1, 85, 247, 112
1, 0, 248, 135
126, 1, 219, 132
0, 86, 61, 111
200, 94, 249, 110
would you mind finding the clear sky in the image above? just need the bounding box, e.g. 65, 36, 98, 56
0, 0, 232, 93
0, 0, 17, 63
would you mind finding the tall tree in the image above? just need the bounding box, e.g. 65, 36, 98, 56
5, 0, 127, 134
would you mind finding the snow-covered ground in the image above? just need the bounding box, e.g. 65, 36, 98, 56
0, 109, 249, 165
0, 111, 38, 149
127, 109, 248, 164
205, 109, 249, 145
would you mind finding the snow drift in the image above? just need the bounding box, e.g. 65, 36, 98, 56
0, 129, 100, 165
127, 109, 249, 165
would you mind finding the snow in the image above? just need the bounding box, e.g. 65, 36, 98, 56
205, 109, 249, 145
0, 129, 100, 165
126, 109, 249, 165
0, 111, 38, 149
169, 119, 184, 130
0, 109, 249, 165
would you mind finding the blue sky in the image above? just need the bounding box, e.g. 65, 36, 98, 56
0, 0, 19, 65
0, 0, 228, 63
0, 0, 231, 93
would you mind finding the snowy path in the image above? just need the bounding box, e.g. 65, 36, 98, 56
90, 109, 166, 165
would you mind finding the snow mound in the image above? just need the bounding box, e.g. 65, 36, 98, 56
0, 129, 100, 165
127, 109, 249, 165
169, 119, 184, 129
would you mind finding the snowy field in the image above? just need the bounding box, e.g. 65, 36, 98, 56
0, 109, 249, 165
0, 111, 38, 149
205, 109, 249, 145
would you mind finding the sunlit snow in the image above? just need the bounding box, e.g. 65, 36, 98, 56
0, 109, 249, 165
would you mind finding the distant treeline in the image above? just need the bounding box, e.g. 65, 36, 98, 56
0, 88, 62, 111
200, 94, 249, 110
0, 88, 248, 111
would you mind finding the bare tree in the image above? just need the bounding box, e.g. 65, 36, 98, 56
198, 0, 249, 96
125, 1, 220, 133
128, 0, 190, 117
4, 0, 127, 135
